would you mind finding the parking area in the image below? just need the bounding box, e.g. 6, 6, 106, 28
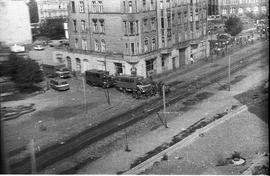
2, 75, 146, 153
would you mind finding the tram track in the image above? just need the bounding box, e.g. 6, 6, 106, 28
8, 46, 268, 173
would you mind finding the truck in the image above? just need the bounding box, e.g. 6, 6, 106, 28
114, 75, 157, 99
41, 63, 67, 78
85, 69, 114, 88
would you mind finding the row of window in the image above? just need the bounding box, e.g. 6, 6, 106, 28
125, 37, 156, 55
143, 18, 156, 32
71, 0, 103, 13
74, 38, 106, 52
92, 19, 105, 33
72, 19, 86, 32
221, 6, 266, 14
72, 19, 105, 33
123, 21, 139, 36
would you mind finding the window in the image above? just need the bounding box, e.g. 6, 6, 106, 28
144, 38, 149, 52
167, 29, 171, 40
151, 38, 156, 50
167, 15, 171, 27
123, 1, 126, 12
161, 17, 164, 28
79, 1, 85, 12
73, 19, 77, 31
131, 43, 135, 54
150, 0, 154, 10
71, 1, 75, 13
82, 39, 87, 50
143, 0, 146, 8
128, 1, 132, 12
92, 1, 97, 12
100, 19, 105, 33
136, 20, 139, 34
92, 19, 98, 32
161, 57, 165, 67
137, 42, 140, 53
178, 12, 182, 24
196, 21, 199, 30
81, 20, 86, 31
151, 18, 155, 30
130, 22, 134, 35
94, 39, 99, 51
75, 38, 79, 48
160, 0, 163, 9
162, 36, 165, 47
124, 21, 127, 35
146, 59, 154, 72
143, 19, 148, 31
101, 39, 106, 52
98, 1, 103, 12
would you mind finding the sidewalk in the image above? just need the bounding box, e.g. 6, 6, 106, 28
77, 50, 268, 174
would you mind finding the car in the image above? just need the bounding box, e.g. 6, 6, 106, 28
50, 79, 70, 91
33, 45, 45, 51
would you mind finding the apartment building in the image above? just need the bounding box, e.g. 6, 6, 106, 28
53, 0, 209, 78
36, 0, 69, 22
218, 0, 268, 16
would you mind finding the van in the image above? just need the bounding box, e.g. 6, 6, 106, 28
50, 79, 70, 91
85, 69, 114, 88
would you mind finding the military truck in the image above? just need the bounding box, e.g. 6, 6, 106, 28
85, 69, 114, 88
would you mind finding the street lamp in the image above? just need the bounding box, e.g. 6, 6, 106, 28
104, 55, 111, 105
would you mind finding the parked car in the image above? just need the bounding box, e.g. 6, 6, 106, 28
33, 45, 45, 51
50, 79, 70, 91
55, 68, 71, 78
85, 69, 114, 88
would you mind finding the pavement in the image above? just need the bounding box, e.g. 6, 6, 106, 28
76, 49, 268, 174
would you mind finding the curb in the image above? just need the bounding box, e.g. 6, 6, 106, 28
124, 105, 248, 175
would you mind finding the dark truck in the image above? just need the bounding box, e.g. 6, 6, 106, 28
41, 63, 70, 78
85, 69, 114, 88
114, 75, 157, 98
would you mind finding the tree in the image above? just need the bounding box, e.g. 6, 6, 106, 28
39, 18, 66, 39
4, 54, 43, 87
224, 16, 243, 37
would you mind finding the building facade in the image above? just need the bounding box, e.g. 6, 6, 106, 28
36, 0, 69, 22
218, 0, 268, 16
208, 0, 219, 16
53, 0, 209, 78
0, 0, 32, 46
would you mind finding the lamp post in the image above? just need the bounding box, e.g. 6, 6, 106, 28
104, 55, 111, 105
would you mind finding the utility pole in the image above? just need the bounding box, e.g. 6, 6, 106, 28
29, 139, 37, 174
162, 85, 168, 128
228, 55, 231, 91
104, 55, 111, 105
82, 76, 87, 115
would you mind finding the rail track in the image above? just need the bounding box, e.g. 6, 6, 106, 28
8, 46, 268, 173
